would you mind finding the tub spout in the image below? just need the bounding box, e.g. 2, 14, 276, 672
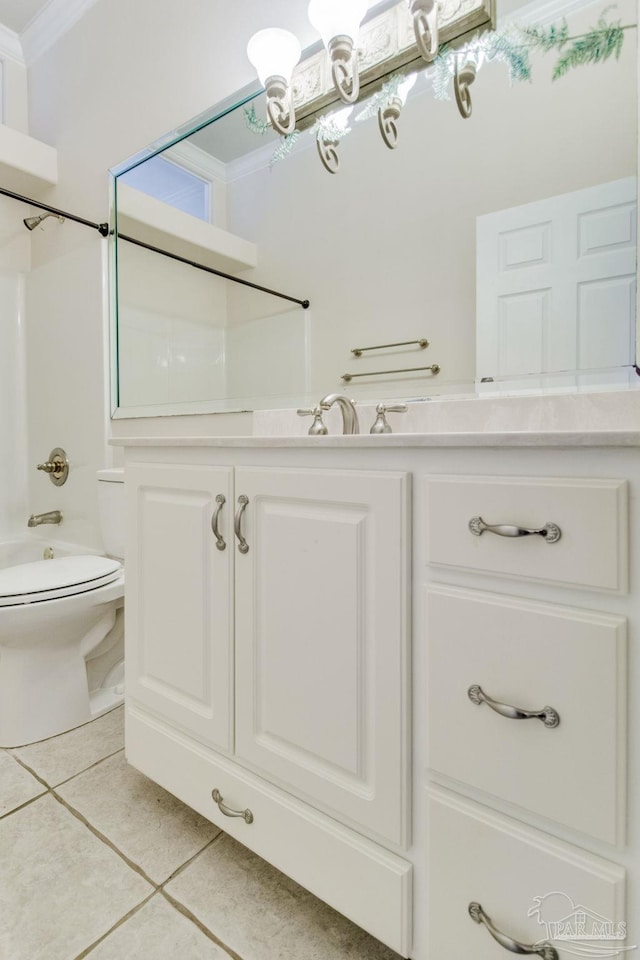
28, 510, 63, 528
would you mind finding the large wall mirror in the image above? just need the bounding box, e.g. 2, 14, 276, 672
111, 0, 637, 418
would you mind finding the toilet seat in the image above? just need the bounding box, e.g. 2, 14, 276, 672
0, 556, 123, 607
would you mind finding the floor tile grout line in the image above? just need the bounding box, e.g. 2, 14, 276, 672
50, 787, 223, 894
0, 787, 49, 821
51, 788, 161, 889
161, 888, 246, 960
8, 743, 126, 793
53, 746, 125, 789
159, 830, 225, 887
9, 752, 55, 789
70, 889, 158, 960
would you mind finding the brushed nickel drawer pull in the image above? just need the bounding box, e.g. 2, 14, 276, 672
211, 495, 226, 551
235, 495, 250, 554
469, 517, 561, 544
468, 685, 560, 728
469, 902, 558, 959
211, 788, 254, 824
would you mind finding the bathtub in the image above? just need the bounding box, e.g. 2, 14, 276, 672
0, 536, 94, 568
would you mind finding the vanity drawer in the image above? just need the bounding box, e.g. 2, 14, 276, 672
126, 705, 412, 957
426, 586, 626, 843
425, 475, 628, 592
425, 786, 627, 960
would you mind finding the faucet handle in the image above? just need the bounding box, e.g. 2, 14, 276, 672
36, 448, 69, 486
297, 407, 328, 436
369, 403, 408, 434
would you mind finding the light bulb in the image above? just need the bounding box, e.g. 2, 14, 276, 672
307, 0, 369, 47
247, 28, 301, 85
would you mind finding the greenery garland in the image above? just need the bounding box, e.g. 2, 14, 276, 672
245, 6, 633, 163
432, 6, 631, 100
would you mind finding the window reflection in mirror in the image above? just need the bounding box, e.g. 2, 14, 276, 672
111, 0, 637, 418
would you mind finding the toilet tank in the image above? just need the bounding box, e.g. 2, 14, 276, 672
97, 469, 125, 560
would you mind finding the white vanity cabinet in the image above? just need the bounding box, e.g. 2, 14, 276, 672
119, 436, 640, 960
124, 456, 412, 954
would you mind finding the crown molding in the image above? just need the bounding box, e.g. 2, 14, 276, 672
21, 0, 100, 66
0, 23, 24, 65
167, 141, 228, 184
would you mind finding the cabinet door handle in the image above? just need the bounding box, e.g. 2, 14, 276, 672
468, 685, 560, 728
469, 516, 561, 544
469, 902, 558, 959
211, 788, 254, 824
211, 494, 226, 551
235, 495, 250, 554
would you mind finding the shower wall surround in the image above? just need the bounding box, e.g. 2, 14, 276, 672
0, 197, 30, 538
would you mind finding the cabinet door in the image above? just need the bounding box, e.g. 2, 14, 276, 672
234, 466, 411, 847
126, 463, 234, 753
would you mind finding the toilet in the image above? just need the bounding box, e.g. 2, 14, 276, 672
0, 469, 125, 748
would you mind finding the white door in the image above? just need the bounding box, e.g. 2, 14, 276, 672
126, 463, 234, 754
234, 466, 411, 847
476, 177, 637, 388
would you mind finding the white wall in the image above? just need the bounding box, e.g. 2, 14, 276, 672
12, 0, 639, 539
223, 14, 636, 402
25, 224, 109, 548
23, 0, 320, 537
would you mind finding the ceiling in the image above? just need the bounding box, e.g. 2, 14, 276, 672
0, 0, 52, 34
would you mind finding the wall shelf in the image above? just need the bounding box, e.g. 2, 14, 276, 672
0, 124, 57, 193
116, 183, 257, 275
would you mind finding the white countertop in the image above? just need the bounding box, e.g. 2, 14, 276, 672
110, 429, 640, 448
109, 389, 640, 448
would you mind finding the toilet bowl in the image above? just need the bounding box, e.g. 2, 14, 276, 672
0, 470, 125, 748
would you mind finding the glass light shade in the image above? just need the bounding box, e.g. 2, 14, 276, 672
307, 0, 369, 46
247, 28, 301, 85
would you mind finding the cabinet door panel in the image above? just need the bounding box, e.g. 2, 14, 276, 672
126, 463, 233, 753
234, 467, 410, 847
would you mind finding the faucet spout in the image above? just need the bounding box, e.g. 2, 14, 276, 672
28, 510, 63, 528
319, 394, 360, 435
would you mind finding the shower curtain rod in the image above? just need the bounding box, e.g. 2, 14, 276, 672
0, 184, 310, 310
117, 233, 311, 310
0, 185, 110, 235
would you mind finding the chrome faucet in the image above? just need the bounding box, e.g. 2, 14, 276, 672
319, 394, 360, 434
28, 510, 63, 528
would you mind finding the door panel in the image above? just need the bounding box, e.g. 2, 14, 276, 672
477, 177, 637, 387
126, 463, 234, 753
234, 467, 411, 847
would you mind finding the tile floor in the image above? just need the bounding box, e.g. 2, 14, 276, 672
0, 707, 402, 960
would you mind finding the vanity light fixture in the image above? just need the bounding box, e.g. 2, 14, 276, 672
307, 0, 369, 105
378, 73, 417, 149
409, 0, 440, 62
246, 0, 495, 171
315, 106, 354, 174
246, 28, 301, 136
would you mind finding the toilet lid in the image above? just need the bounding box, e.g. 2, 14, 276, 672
0, 556, 123, 606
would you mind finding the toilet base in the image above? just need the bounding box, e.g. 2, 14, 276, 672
90, 682, 125, 722
0, 581, 125, 748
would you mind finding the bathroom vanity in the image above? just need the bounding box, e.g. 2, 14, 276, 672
115, 406, 640, 960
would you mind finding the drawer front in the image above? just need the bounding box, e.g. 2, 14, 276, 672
426, 586, 626, 844
426, 787, 627, 960
425, 475, 628, 591
126, 706, 412, 957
